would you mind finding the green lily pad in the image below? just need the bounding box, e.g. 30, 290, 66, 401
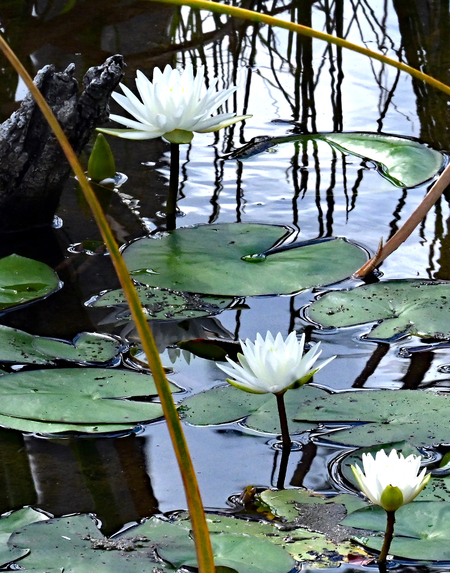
0, 325, 121, 365
0, 254, 60, 311
343, 501, 450, 561
123, 224, 366, 296
179, 384, 318, 434
308, 279, 450, 340
293, 387, 450, 447
233, 132, 443, 188
88, 284, 231, 321
128, 515, 294, 573
0, 412, 137, 435
8, 513, 167, 572
0, 508, 48, 567
0, 368, 179, 427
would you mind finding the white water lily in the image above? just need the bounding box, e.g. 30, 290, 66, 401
352, 449, 430, 512
217, 331, 335, 395
98, 64, 251, 144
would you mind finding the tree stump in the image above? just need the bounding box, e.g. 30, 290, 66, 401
0, 54, 125, 232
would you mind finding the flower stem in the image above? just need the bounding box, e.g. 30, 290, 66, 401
379, 510, 395, 567
167, 142, 179, 231
276, 393, 292, 450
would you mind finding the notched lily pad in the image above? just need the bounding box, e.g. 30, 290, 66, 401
230, 132, 443, 188
0, 368, 180, 433
343, 501, 450, 561
0, 508, 48, 568
123, 224, 367, 296
0, 254, 60, 311
87, 284, 231, 321
308, 280, 450, 340
179, 384, 319, 434
294, 387, 450, 447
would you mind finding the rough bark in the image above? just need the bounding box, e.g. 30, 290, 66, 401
0, 54, 125, 232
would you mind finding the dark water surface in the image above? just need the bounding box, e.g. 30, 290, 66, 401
1, 0, 450, 568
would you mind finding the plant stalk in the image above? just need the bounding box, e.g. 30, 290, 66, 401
275, 393, 292, 489
0, 34, 215, 573
378, 510, 395, 569
167, 142, 180, 231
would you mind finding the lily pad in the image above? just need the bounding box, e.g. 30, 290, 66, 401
0, 254, 60, 311
179, 384, 318, 434
343, 501, 450, 561
0, 325, 122, 365
308, 280, 450, 340
123, 224, 366, 296
232, 132, 443, 188
0, 368, 179, 427
87, 284, 231, 321
0, 508, 48, 568
127, 515, 294, 573
293, 387, 450, 447
8, 513, 166, 572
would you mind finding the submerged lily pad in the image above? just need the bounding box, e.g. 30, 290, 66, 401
0, 254, 60, 311
232, 132, 443, 188
308, 280, 450, 340
87, 284, 231, 321
343, 501, 450, 561
0, 368, 179, 432
123, 224, 366, 296
0, 325, 122, 365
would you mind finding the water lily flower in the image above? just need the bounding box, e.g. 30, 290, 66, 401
98, 64, 251, 144
217, 331, 335, 395
351, 449, 430, 512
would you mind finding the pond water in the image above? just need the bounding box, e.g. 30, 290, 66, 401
1, 0, 450, 570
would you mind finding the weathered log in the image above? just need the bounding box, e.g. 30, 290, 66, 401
0, 55, 125, 232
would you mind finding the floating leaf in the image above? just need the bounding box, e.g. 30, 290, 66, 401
308, 279, 450, 340
88, 284, 231, 321
0, 508, 48, 568
0, 254, 60, 311
0, 368, 179, 430
8, 514, 166, 572
231, 132, 443, 188
180, 384, 317, 434
0, 325, 122, 365
123, 224, 366, 296
343, 501, 450, 561
293, 387, 450, 447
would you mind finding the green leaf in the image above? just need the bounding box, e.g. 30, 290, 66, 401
0, 368, 180, 427
88, 284, 231, 321
0, 325, 121, 365
87, 133, 116, 182
234, 132, 443, 188
0, 508, 48, 568
123, 224, 366, 296
125, 514, 294, 573
0, 254, 60, 311
179, 384, 319, 434
343, 501, 450, 561
293, 387, 450, 447
8, 514, 167, 572
308, 279, 450, 340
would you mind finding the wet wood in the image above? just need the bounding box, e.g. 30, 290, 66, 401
0, 55, 125, 232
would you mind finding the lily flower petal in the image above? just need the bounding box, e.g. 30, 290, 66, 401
99, 65, 251, 142
217, 331, 335, 395
351, 449, 430, 512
